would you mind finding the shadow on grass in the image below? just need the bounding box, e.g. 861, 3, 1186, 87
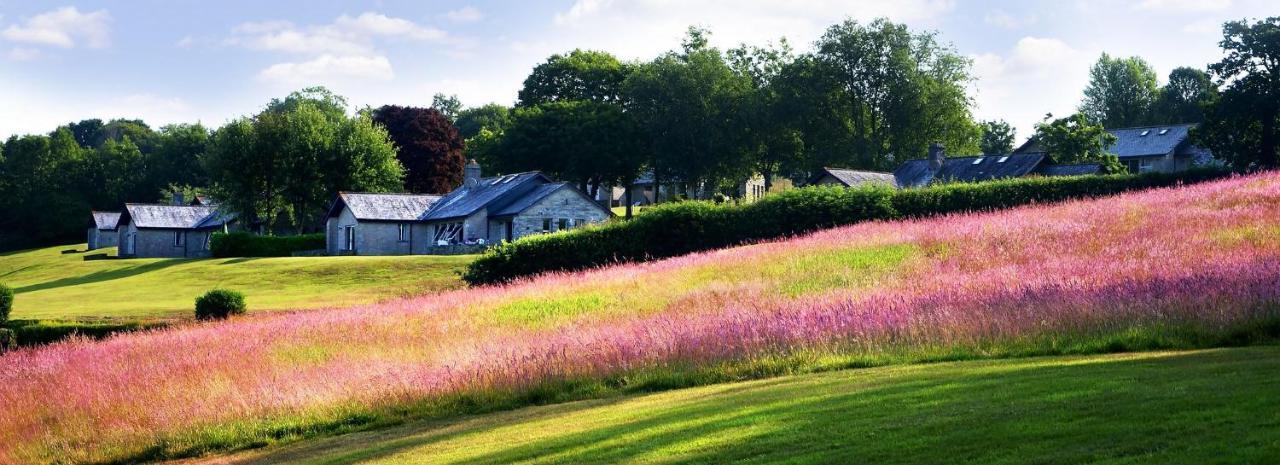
13, 259, 187, 294
216, 348, 1280, 465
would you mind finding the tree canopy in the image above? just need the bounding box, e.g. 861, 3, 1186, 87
979, 120, 1016, 155
1032, 113, 1122, 173
1197, 17, 1280, 170
371, 105, 466, 194
517, 49, 630, 106
1080, 54, 1161, 128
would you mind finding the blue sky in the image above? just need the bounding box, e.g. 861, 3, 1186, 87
1, 0, 1275, 140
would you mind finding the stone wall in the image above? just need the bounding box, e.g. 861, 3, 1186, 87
87, 228, 118, 250
510, 188, 611, 241
326, 207, 414, 256
118, 225, 213, 258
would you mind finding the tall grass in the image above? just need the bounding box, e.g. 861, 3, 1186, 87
3, 173, 1280, 464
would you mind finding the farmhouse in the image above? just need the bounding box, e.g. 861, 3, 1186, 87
87, 211, 121, 250
325, 161, 611, 256
117, 203, 237, 258
1014, 123, 1214, 173
810, 168, 898, 188
893, 144, 1100, 188
325, 192, 441, 255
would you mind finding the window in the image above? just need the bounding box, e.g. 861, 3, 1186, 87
345, 226, 355, 251
397, 223, 410, 242
174, 231, 184, 247
1158, 128, 1169, 135
433, 222, 462, 243
997, 156, 1009, 163
1139, 130, 1150, 136
971, 158, 984, 165
204, 233, 212, 250
542, 218, 552, 232
1139, 158, 1155, 173
558, 218, 568, 231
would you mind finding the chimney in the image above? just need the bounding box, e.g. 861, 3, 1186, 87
927, 143, 946, 171
464, 159, 481, 188
172, 192, 184, 205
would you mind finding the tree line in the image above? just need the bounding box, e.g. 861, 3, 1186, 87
3, 16, 1280, 251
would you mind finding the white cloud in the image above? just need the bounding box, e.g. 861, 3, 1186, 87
227, 12, 446, 55
1135, 0, 1232, 12
333, 12, 446, 41
983, 9, 1036, 29
1, 6, 111, 49
258, 54, 395, 85
444, 7, 485, 23
970, 37, 1093, 138
1182, 19, 1222, 34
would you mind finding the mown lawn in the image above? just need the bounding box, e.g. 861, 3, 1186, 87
196, 346, 1280, 465
0, 244, 472, 320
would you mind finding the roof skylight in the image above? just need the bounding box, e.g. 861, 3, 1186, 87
972, 158, 984, 165
997, 156, 1009, 163
1158, 129, 1169, 135
1139, 130, 1150, 136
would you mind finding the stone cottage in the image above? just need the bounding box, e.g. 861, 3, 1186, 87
1013, 123, 1215, 173
810, 168, 899, 188
892, 144, 1101, 188
87, 211, 121, 250
116, 203, 236, 258
324, 192, 441, 256
324, 161, 612, 256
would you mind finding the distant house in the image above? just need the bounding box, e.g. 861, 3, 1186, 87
325, 192, 441, 256
1014, 123, 1214, 173
117, 203, 236, 258
87, 211, 121, 250
894, 144, 1099, 188
810, 168, 898, 188
325, 160, 611, 256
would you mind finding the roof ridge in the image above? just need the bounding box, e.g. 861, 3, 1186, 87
1108, 123, 1196, 130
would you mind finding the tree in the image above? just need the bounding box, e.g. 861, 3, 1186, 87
979, 120, 1016, 155
1032, 113, 1123, 173
1198, 17, 1280, 170
431, 93, 462, 121
624, 27, 753, 199
146, 124, 210, 196
728, 39, 804, 192
1153, 67, 1217, 124
518, 49, 630, 106
776, 18, 978, 173
206, 89, 403, 232
1079, 53, 1160, 128
491, 101, 646, 202
454, 103, 511, 140
371, 105, 466, 194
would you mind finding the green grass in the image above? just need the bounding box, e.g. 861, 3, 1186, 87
0, 244, 472, 320
198, 346, 1280, 465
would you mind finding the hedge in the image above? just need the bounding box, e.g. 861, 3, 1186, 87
462, 168, 1233, 285
210, 232, 326, 257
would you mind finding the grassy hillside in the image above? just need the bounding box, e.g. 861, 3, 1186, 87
4, 173, 1280, 463
198, 347, 1280, 465
0, 245, 472, 320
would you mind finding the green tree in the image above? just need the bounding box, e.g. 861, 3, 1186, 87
1198, 17, 1280, 170
777, 18, 978, 173
518, 49, 630, 106
492, 101, 646, 203
979, 120, 1016, 155
1153, 67, 1217, 124
146, 124, 210, 196
206, 89, 403, 232
431, 93, 462, 121
728, 39, 804, 192
1032, 113, 1123, 173
1079, 53, 1160, 128
624, 27, 753, 199
454, 103, 511, 140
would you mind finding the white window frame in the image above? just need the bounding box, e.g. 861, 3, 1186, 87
397, 223, 410, 242
344, 225, 355, 251
174, 231, 184, 247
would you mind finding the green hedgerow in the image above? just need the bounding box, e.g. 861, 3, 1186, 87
0, 283, 13, 325
195, 289, 247, 321
0, 328, 15, 352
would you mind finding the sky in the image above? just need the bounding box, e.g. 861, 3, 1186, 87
0, 0, 1275, 141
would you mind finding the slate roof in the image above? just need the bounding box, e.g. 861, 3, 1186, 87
121, 204, 235, 230
90, 211, 121, 230
1036, 163, 1102, 177
329, 192, 441, 221
423, 172, 550, 221
815, 168, 897, 187
894, 153, 1046, 188
1107, 124, 1194, 158
490, 183, 570, 217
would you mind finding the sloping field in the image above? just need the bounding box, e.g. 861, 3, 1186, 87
195, 347, 1280, 465
3, 173, 1280, 463
0, 246, 472, 320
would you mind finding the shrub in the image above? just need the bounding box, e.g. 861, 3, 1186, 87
195, 289, 247, 321
0, 283, 12, 325
210, 232, 325, 257
0, 328, 14, 353
463, 168, 1232, 285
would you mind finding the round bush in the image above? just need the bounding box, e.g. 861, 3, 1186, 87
0, 328, 15, 352
0, 283, 13, 324
195, 289, 247, 321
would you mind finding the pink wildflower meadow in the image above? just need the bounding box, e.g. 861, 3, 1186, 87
3, 173, 1280, 463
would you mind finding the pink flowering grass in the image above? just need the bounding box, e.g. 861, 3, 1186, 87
5, 173, 1280, 463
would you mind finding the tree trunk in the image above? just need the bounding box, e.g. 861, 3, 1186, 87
625, 187, 633, 219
